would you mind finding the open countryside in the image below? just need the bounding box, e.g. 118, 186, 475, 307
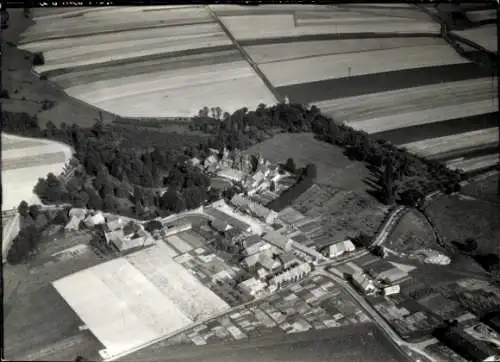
2, 3, 499, 362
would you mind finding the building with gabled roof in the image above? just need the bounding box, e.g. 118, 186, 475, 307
204, 206, 252, 233
262, 230, 293, 252
238, 277, 267, 297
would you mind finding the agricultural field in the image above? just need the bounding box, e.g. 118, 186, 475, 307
51, 241, 230, 359
384, 209, 442, 253
245, 133, 371, 192
4, 230, 105, 361
291, 184, 390, 246
423, 194, 500, 256
452, 24, 497, 53
1, 133, 73, 210
461, 172, 500, 204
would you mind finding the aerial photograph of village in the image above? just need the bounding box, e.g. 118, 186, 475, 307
1, 2, 499, 361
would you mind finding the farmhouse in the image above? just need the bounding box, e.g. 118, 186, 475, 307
383, 285, 401, 296
278, 251, 300, 269
241, 235, 270, 256
230, 194, 278, 224
369, 266, 409, 285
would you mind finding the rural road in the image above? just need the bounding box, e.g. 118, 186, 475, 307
314, 270, 436, 362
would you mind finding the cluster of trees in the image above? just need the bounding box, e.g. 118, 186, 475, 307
2, 111, 212, 218
191, 103, 464, 206
7, 201, 69, 264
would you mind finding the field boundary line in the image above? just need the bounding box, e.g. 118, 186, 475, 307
206, 6, 284, 103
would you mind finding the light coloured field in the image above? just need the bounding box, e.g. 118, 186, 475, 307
452, 24, 497, 52
22, 22, 224, 60
447, 154, 499, 173
126, 244, 229, 321
209, 4, 334, 14
219, 13, 439, 42
402, 128, 498, 157
295, 15, 424, 26
52, 257, 193, 359
50, 49, 242, 89
23, 7, 213, 41
465, 9, 497, 22
313, 78, 498, 122
260, 44, 467, 87
67, 60, 254, 103
2, 133, 73, 210
244, 37, 444, 64
166, 235, 193, 254
348, 100, 498, 134
66, 62, 276, 117
32, 34, 232, 74
330, 4, 432, 21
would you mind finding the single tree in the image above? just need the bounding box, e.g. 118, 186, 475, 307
17, 200, 29, 217
285, 158, 296, 173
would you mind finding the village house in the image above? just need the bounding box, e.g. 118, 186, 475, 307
383, 285, 401, 296
269, 263, 312, 288
352, 272, 377, 295
241, 234, 271, 256
369, 266, 409, 285
323, 239, 356, 258
238, 277, 268, 297
262, 230, 293, 252
83, 212, 105, 228
278, 251, 300, 270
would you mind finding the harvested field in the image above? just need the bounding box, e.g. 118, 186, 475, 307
461, 172, 500, 204
260, 44, 467, 87
244, 37, 444, 64
451, 24, 497, 52
1, 133, 73, 210
276, 63, 492, 104
63, 61, 275, 117
447, 154, 499, 173
401, 127, 498, 158
465, 9, 497, 23
385, 209, 443, 253
372, 112, 499, 145
313, 77, 497, 123
23, 7, 213, 41
50, 49, 242, 88
218, 13, 439, 42
176, 231, 206, 249
424, 194, 500, 255
292, 184, 390, 245
349, 101, 497, 134
244, 133, 370, 192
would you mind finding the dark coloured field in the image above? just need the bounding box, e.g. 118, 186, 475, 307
424, 194, 500, 255
430, 144, 498, 162
372, 112, 499, 145
461, 172, 500, 205
119, 323, 404, 362
277, 63, 493, 104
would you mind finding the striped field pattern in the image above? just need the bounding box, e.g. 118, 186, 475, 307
1, 133, 73, 211
18, 4, 499, 173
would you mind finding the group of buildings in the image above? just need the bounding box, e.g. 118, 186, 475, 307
64, 207, 155, 252
190, 147, 294, 198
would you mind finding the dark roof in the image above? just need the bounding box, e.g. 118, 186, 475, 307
205, 207, 251, 231
242, 234, 262, 247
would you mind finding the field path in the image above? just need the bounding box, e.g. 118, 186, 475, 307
207, 5, 282, 103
